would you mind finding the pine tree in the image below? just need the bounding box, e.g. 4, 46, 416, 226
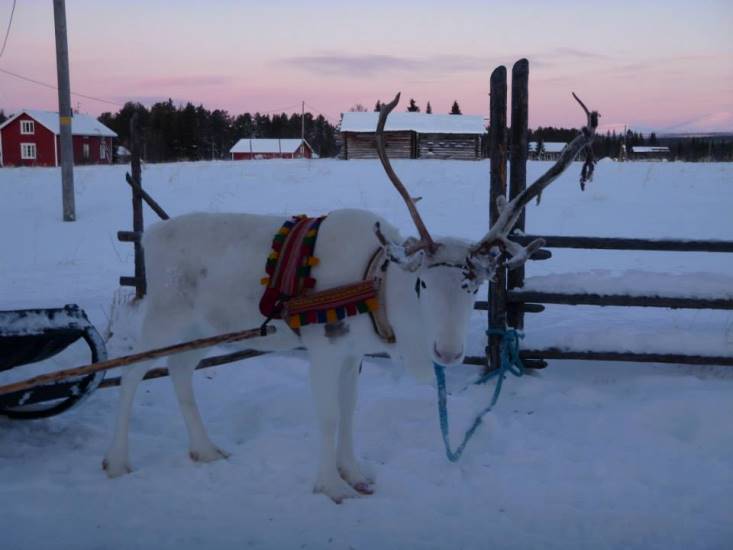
426, 102, 432, 114
450, 101, 461, 115
407, 98, 420, 112
374, 100, 382, 112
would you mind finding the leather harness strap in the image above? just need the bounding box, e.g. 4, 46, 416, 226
364, 247, 396, 344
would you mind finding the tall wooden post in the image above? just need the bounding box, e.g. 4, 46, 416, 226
508, 59, 529, 329
53, 0, 75, 221
130, 114, 146, 298
487, 66, 508, 371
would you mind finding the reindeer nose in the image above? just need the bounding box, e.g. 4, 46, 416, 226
433, 343, 464, 366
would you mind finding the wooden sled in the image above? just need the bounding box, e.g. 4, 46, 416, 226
0, 304, 107, 419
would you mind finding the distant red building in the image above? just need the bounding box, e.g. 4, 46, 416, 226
230, 138, 314, 160
0, 110, 117, 167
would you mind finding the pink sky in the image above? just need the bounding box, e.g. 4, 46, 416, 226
0, 0, 731, 133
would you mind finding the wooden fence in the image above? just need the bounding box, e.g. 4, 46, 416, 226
110, 58, 733, 382
117, 113, 169, 299
486, 60, 733, 369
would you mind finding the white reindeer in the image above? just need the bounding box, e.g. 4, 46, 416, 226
103, 93, 598, 502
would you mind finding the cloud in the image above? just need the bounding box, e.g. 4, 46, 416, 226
551, 47, 610, 60
135, 75, 232, 88
283, 53, 490, 77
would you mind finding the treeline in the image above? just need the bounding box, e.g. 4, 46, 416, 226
527, 127, 733, 161
98, 100, 338, 162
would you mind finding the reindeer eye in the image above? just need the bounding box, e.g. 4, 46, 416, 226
415, 277, 426, 298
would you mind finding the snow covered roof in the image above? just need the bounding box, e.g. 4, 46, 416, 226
340, 112, 486, 135
230, 138, 311, 154
529, 141, 567, 153
0, 109, 117, 137
632, 146, 670, 153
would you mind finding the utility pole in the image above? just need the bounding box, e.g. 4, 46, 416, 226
301, 101, 305, 142
53, 0, 75, 221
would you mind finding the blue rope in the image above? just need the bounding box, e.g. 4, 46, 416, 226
435, 327, 525, 462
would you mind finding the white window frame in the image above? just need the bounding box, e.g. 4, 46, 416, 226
20, 143, 37, 160
82, 143, 90, 160
100, 142, 107, 160
20, 120, 35, 135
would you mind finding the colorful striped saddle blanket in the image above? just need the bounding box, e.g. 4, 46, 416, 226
259, 215, 379, 330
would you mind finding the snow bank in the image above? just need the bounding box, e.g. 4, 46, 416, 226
1, 159, 732, 549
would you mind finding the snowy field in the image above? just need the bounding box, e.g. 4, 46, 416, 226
1, 159, 732, 549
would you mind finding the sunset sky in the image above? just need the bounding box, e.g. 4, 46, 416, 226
0, 0, 731, 133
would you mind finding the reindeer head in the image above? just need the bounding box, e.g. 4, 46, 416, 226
374, 92, 598, 367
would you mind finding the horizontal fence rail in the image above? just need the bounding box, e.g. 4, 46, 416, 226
511, 235, 733, 253
519, 348, 733, 367
508, 291, 733, 310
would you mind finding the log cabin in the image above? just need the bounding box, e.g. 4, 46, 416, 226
339, 112, 485, 160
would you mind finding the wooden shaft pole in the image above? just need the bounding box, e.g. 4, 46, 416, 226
0, 326, 275, 398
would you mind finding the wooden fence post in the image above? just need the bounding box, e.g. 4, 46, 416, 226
130, 113, 146, 299
117, 115, 170, 299
508, 58, 529, 329
488, 66, 508, 371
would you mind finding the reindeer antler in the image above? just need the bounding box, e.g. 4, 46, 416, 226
376, 93, 437, 255
471, 92, 600, 258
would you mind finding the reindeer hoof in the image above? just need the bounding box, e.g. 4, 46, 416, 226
314, 477, 361, 504
353, 482, 374, 495
189, 446, 229, 463
102, 457, 132, 478
338, 464, 375, 495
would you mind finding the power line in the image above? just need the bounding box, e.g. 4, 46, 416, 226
0, 66, 123, 107
304, 102, 338, 123
0, 0, 16, 59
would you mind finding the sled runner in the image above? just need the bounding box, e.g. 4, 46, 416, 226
0, 304, 107, 419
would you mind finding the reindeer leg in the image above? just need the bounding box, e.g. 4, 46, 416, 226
103, 360, 150, 477
104, 311, 175, 477
168, 348, 229, 463
337, 357, 374, 495
309, 353, 360, 503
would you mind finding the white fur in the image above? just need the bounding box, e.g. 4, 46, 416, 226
103, 208, 480, 502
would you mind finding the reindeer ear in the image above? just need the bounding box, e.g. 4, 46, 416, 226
383, 237, 424, 272
373, 223, 425, 272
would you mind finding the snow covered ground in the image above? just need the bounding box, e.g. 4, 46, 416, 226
1, 159, 732, 549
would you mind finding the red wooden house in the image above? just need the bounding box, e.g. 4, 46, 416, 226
229, 138, 314, 160
0, 110, 117, 167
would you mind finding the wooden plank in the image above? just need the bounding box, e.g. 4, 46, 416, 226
507, 59, 530, 330
100, 348, 547, 389
125, 173, 170, 221
117, 230, 141, 242
99, 348, 269, 388
0, 326, 276, 398
119, 276, 142, 287
511, 234, 733, 253
508, 291, 733, 310
488, 65, 508, 372
129, 114, 146, 299
519, 348, 733, 367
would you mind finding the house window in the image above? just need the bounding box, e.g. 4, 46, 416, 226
83, 143, 90, 160
100, 142, 107, 160
20, 120, 35, 134
20, 143, 37, 159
